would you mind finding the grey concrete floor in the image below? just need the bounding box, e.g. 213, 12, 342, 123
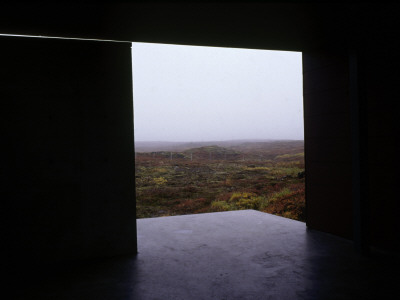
17, 210, 400, 299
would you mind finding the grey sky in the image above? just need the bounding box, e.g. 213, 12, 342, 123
131, 42, 303, 142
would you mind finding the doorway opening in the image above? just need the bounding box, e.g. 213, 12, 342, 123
132, 43, 305, 221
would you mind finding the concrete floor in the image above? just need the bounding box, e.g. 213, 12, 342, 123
17, 210, 400, 299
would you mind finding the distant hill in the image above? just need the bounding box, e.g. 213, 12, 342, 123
135, 139, 303, 153
183, 145, 241, 160
134, 141, 188, 152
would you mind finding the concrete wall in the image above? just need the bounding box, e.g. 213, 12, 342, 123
364, 44, 400, 251
1, 36, 136, 269
303, 52, 353, 239
303, 46, 400, 252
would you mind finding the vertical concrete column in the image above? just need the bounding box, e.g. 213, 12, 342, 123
303, 51, 353, 239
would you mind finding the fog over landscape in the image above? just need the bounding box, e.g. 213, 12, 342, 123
131, 42, 303, 142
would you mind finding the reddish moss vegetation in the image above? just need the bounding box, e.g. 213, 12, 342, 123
135, 141, 305, 222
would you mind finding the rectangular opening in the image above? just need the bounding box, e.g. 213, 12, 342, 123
132, 43, 305, 221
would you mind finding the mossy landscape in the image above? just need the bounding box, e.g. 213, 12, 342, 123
135, 140, 305, 221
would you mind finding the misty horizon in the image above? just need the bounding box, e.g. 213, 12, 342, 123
134, 139, 304, 153
132, 43, 303, 142
135, 138, 304, 143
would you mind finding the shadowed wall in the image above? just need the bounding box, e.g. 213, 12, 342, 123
1, 37, 136, 270
303, 51, 353, 239
364, 43, 400, 251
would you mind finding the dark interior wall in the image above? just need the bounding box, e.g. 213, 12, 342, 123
363, 43, 400, 251
302, 36, 400, 250
1, 37, 136, 268
303, 52, 352, 239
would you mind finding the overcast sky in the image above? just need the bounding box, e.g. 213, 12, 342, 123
131, 42, 303, 142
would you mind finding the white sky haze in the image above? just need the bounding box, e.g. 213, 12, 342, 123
131, 43, 303, 142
